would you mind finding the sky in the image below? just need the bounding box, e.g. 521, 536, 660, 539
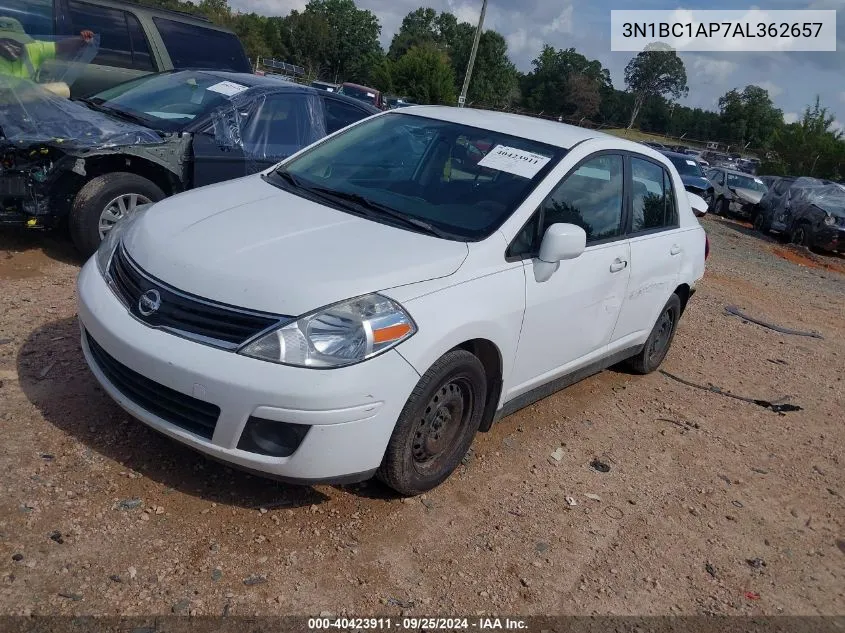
230, 0, 845, 131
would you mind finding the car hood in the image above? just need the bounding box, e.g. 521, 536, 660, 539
123, 176, 470, 315
732, 188, 765, 205
680, 175, 711, 191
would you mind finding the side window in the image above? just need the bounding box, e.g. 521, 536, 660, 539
0, 0, 54, 36
68, 1, 153, 71
539, 154, 625, 244
323, 97, 371, 134
630, 157, 678, 232
238, 94, 316, 161
153, 18, 250, 72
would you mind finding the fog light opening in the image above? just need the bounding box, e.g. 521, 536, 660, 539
237, 417, 310, 457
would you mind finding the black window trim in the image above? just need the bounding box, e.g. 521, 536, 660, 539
507, 147, 688, 262
625, 153, 681, 239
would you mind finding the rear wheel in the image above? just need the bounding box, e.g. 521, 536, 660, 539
627, 294, 682, 375
753, 211, 770, 234
69, 172, 164, 259
377, 350, 487, 496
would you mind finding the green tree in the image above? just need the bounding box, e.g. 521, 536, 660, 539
624, 45, 688, 129
303, 0, 382, 83
392, 44, 455, 105
449, 26, 516, 108
282, 10, 332, 80
520, 46, 611, 117
717, 85, 783, 150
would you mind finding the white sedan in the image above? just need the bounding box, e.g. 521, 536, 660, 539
77, 107, 708, 496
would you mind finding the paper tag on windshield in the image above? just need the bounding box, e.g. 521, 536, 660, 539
685, 160, 696, 166
207, 81, 249, 97
366, 92, 375, 98
755, 178, 763, 184
477, 145, 552, 179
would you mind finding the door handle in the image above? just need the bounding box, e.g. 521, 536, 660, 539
670, 244, 682, 256
610, 258, 628, 273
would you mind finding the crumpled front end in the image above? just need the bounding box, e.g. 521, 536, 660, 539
0, 143, 68, 227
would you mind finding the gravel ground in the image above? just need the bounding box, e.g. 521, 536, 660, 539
0, 215, 843, 617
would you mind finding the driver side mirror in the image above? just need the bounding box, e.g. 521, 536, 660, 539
534, 223, 586, 282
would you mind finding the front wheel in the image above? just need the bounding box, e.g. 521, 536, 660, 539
377, 349, 487, 496
626, 294, 682, 375
753, 211, 770, 234
69, 172, 165, 259
790, 222, 811, 247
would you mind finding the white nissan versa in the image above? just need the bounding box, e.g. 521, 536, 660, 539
77, 107, 709, 496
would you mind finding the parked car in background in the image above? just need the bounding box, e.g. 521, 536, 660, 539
0, 0, 251, 97
755, 175, 796, 230
755, 177, 845, 250
385, 95, 416, 109
705, 166, 768, 219
337, 82, 385, 109
0, 70, 378, 256
310, 80, 339, 93
660, 150, 713, 208
77, 107, 707, 496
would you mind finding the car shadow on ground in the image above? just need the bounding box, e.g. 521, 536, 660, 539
17, 317, 401, 508
0, 228, 83, 268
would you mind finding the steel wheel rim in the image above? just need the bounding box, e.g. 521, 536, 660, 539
98, 193, 151, 239
411, 377, 473, 474
649, 307, 676, 363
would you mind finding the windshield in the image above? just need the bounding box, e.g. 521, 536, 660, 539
89, 71, 250, 131
726, 172, 766, 192
268, 112, 565, 240
667, 155, 703, 177
338, 84, 377, 105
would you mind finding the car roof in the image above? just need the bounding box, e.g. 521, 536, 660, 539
342, 82, 379, 91
156, 71, 380, 112
392, 106, 612, 150
661, 150, 699, 161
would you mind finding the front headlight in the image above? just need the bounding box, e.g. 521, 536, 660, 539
823, 214, 836, 227
239, 293, 417, 368
95, 203, 152, 275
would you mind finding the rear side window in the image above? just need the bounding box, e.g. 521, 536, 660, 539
631, 157, 678, 232
153, 18, 250, 72
68, 1, 153, 71
323, 97, 371, 134
0, 0, 54, 36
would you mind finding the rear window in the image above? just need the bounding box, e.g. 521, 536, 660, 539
153, 17, 250, 72
0, 0, 53, 36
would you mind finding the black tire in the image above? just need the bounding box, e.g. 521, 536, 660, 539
69, 172, 165, 259
377, 349, 487, 496
716, 197, 730, 217
626, 294, 682, 375
790, 222, 811, 247
753, 211, 770, 234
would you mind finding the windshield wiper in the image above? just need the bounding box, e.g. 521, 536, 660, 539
308, 187, 453, 239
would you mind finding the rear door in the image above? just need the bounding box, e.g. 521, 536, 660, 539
322, 95, 375, 134
611, 155, 683, 345
50, 0, 156, 97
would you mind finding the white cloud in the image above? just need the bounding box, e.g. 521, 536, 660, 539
689, 56, 738, 83
506, 28, 543, 56
830, 120, 844, 134
447, 0, 481, 27
541, 5, 573, 36
783, 112, 799, 124
757, 80, 782, 97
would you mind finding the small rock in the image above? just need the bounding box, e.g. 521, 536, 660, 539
154, 506, 164, 515
128, 566, 137, 580
519, 578, 530, 587
244, 574, 267, 586
172, 599, 190, 614
58, 592, 82, 601
479, 590, 489, 598
590, 459, 611, 473
550, 447, 565, 462
11, 553, 23, 562
117, 498, 143, 511
109, 574, 122, 583
534, 542, 549, 553
212, 568, 223, 582
790, 509, 799, 518
732, 500, 744, 508
584, 493, 601, 501
565, 496, 577, 507
49, 531, 63, 544
746, 558, 766, 570
835, 539, 845, 555
705, 562, 717, 578
319, 611, 334, 617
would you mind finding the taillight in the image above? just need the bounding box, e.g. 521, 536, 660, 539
704, 233, 710, 261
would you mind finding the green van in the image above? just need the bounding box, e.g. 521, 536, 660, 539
0, 0, 251, 97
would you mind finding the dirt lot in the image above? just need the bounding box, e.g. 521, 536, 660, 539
0, 216, 843, 617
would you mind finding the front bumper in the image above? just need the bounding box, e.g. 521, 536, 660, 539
728, 199, 755, 218
810, 225, 844, 251
76, 258, 421, 482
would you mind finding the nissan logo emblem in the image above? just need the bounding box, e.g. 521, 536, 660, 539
138, 289, 161, 316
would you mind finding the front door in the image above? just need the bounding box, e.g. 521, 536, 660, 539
508, 153, 632, 399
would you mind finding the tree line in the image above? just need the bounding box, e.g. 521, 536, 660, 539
132, 0, 844, 180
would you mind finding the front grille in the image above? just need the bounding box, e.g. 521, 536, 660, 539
108, 245, 285, 348
86, 332, 220, 440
